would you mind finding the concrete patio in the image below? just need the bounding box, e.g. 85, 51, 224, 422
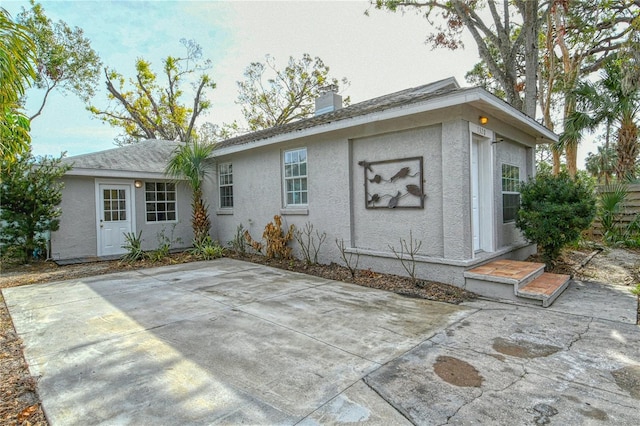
3, 258, 639, 425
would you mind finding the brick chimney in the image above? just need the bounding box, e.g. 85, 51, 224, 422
314, 84, 342, 116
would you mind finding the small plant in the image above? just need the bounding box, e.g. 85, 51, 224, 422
147, 225, 182, 263
228, 223, 248, 254
121, 231, 144, 262
244, 215, 295, 259
244, 230, 264, 254
389, 230, 423, 284
598, 184, 628, 245
336, 238, 359, 279
294, 222, 327, 265
631, 284, 640, 325
192, 236, 225, 260
516, 172, 596, 267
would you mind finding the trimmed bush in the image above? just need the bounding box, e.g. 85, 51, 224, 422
516, 172, 596, 266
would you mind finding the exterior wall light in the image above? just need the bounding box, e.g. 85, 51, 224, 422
134, 180, 143, 188
479, 116, 489, 125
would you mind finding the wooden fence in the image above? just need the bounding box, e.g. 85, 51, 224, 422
590, 183, 640, 237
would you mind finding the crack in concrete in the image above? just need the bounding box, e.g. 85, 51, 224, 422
567, 317, 593, 350
362, 377, 417, 425
440, 388, 484, 425
525, 371, 639, 410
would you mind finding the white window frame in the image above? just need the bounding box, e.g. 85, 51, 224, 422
283, 148, 308, 207
145, 181, 178, 223
218, 162, 233, 209
501, 163, 520, 223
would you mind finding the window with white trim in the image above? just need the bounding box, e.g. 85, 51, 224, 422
501, 164, 520, 223
283, 148, 308, 206
219, 163, 233, 208
145, 182, 177, 222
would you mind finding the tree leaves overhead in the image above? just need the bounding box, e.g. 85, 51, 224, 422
0, 8, 36, 167
88, 39, 216, 145
236, 53, 350, 132
16, 1, 102, 121
373, 0, 543, 117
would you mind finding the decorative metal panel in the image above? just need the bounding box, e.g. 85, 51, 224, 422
359, 157, 426, 209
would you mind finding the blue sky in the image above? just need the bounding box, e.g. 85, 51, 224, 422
5, 1, 596, 165
4, 0, 486, 157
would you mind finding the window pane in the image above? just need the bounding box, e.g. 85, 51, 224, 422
112, 211, 119, 221
118, 189, 125, 199
120, 211, 126, 221
503, 194, 520, 223
145, 182, 154, 191
158, 212, 166, 221
146, 192, 155, 201
157, 203, 166, 212
147, 213, 155, 222
167, 183, 175, 191
167, 212, 176, 221
119, 200, 126, 210
157, 182, 165, 191
104, 211, 111, 221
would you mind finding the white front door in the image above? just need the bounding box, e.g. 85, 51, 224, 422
97, 184, 132, 256
471, 140, 481, 252
470, 128, 495, 255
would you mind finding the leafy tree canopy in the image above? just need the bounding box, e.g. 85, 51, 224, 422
17, 0, 102, 121
235, 53, 350, 132
88, 39, 216, 145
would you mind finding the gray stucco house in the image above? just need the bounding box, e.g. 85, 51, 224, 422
52, 77, 557, 288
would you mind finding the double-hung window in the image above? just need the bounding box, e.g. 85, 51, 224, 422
501, 164, 520, 223
145, 182, 177, 222
283, 148, 308, 206
218, 163, 233, 209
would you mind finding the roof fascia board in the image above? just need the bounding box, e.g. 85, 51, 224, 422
66, 168, 174, 179
215, 88, 556, 156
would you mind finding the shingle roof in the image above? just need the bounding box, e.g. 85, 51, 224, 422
216, 77, 460, 150
64, 139, 182, 173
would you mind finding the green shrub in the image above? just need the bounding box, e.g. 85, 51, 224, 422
516, 172, 596, 266
121, 231, 144, 262
192, 236, 225, 260
228, 223, 248, 254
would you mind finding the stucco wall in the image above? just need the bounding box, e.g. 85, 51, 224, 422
51, 176, 98, 259
205, 108, 541, 286
210, 136, 352, 265
134, 180, 194, 252
350, 125, 444, 257
51, 177, 193, 260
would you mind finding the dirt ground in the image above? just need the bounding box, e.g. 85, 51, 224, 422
1, 246, 638, 425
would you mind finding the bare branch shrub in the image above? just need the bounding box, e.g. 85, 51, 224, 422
335, 238, 359, 279
389, 230, 423, 284
294, 222, 327, 265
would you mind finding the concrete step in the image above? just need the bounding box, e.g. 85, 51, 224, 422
464, 259, 570, 307
517, 272, 571, 307
464, 259, 545, 287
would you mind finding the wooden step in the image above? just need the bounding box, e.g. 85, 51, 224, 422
517, 273, 571, 307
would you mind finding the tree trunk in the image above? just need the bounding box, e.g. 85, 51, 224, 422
522, 0, 539, 118
615, 118, 639, 181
